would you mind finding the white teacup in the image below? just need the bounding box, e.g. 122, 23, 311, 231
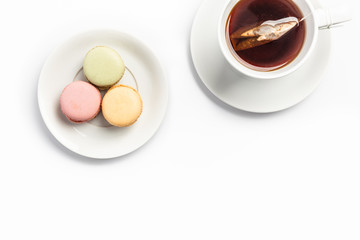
218, 0, 351, 79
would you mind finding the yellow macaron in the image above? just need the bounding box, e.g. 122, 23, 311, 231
102, 85, 143, 127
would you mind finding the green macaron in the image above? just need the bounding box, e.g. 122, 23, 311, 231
83, 46, 125, 89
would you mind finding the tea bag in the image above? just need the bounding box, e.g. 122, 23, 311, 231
230, 17, 300, 51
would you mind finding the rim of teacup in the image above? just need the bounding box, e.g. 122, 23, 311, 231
218, 0, 319, 80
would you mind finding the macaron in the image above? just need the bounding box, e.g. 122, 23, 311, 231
60, 81, 101, 123
102, 85, 143, 127
83, 46, 125, 89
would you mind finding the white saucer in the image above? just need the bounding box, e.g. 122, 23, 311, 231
190, 0, 332, 113
38, 29, 168, 159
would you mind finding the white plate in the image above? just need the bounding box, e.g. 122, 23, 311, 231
190, 0, 332, 113
38, 29, 168, 159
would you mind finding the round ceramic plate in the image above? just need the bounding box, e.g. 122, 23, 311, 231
38, 29, 168, 159
190, 0, 332, 113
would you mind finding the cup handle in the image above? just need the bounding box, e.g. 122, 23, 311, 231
315, 6, 352, 30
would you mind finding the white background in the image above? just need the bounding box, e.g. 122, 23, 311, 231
0, 0, 359, 239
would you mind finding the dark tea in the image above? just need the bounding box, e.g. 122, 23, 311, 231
226, 0, 306, 71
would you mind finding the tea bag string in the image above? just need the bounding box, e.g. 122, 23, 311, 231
230, 7, 351, 51
316, 7, 352, 30
301, 7, 352, 29
298, 12, 311, 23
261, 13, 311, 27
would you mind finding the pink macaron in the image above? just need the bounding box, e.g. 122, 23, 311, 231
60, 81, 101, 123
